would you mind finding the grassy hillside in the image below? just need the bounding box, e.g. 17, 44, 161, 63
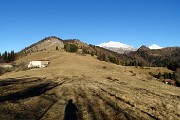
15, 36, 180, 71
0, 50, 180, 120
16, 37, 125, 66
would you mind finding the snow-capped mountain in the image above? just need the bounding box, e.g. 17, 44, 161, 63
149, 44, 163, 49
98, 41, 137, 54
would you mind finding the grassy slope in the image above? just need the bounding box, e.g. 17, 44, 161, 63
0, 50, 180, 120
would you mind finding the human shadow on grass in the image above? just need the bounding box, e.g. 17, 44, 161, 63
0, 77, 42, 86
64, 99, 78, 120
0, 79, 21, 86
0, 80, 65, 102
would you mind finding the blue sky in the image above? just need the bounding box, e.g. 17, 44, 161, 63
0, 0, 180, 53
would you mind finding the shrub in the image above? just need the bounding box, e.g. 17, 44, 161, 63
159, 76, 164, 80
0, 67, 14, 75
175, 78, 180, 87
163, 72, 169, 79
106, 76, 113, 80
132, 73, 136, 76
16, 62, 28, 71
0, 67, 6, 75
149, 72, 154, 76
56, 46, 59, 51
103, 66, 107, 69
129, 70, 133, 73
82, 48, 89, 54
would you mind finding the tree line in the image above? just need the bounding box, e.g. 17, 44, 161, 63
0, 50, 15, 63
64, 42, 180, 72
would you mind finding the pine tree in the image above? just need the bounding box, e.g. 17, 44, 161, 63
10, 50, 15, 61
0, 50, 15, 63
2, 51, 8, 62
164, 72, 169, 79
7, 52, 11, 62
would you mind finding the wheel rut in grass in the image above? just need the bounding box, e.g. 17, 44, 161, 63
1, 75, 180, 120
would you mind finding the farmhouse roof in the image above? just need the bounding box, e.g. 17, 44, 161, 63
163, 79, 176, 83
30, 59, 50, 61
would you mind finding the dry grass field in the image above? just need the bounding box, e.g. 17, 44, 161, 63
0, 51, 180, 120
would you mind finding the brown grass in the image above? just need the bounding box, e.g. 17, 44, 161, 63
0, 51, 180, 120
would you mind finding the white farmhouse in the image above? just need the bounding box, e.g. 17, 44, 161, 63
28, 60, 50, 68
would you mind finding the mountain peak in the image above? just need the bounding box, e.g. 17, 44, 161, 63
20, 36, 64, 54
98, 41, 137, 54
138, 45, 150, 51
98, 41, 135, 49
149, 44, 163, 49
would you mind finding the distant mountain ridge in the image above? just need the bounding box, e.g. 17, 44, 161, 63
17, 36, 180, 71
126, 45, 180, 70
98, 41, 163, 53
18, 37, 122, 63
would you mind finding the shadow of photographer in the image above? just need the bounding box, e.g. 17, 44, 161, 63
64, 99, 78, 120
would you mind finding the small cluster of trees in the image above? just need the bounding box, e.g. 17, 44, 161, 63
108, 56, 119, 64
166, 61, 179, 71
122, 57, 180, 71
63, 43, 180, 75
64, 44, 79, 53
96, 53, 119, 64
175, 68, 180, 86
154, 72, 176, 80
124, 60, 143, 67
0, 51, 15, 63
91, 51, 120, 65
152, 71, 180, 87
64, 43, 121, 65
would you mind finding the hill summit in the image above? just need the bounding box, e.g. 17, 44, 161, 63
20, 36, 64, 54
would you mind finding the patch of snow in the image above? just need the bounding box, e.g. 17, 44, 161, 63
149, 44, 162, 49
98, 41, 137, 54
98, 41, 136, 50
